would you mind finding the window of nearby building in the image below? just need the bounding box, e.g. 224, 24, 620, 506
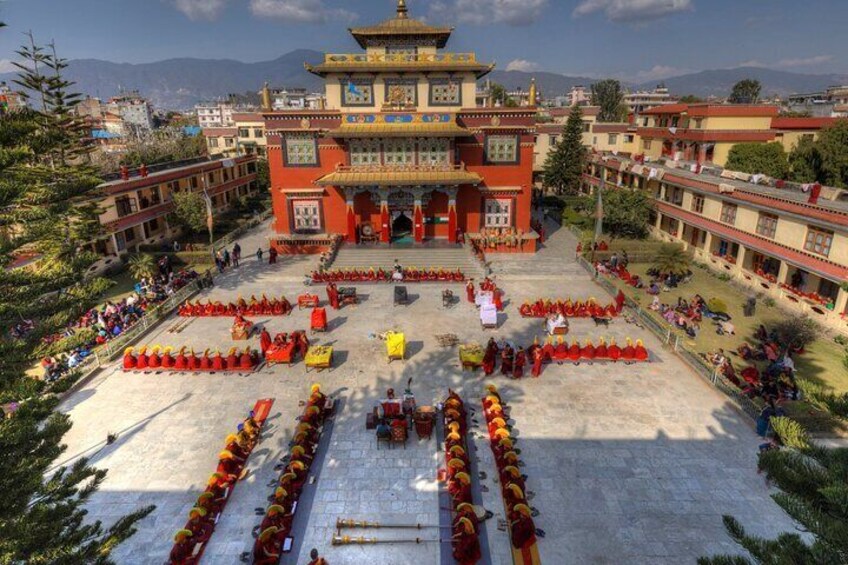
147, 218, 159, 232
691, 194, 705, 214
383, 138, 414, 166
123, 227, 136, 243
608, 134, 618, 145
818, 278, 840, 302
253, 128, 263, 138
384, 79, 418, 106
349, 139, 381, 166
719, 202, 737, 225
341, 79, 374, 106
292, 200, 322, 232
190, 176, 198, 189
418, 138, 450, 165
208, 138, 219, 148
429, 79, 462, 106
666, 186, 683, 205
756, 213, 778, 239
643, 139, 652, 150
693, 118, 703, 129
285, 135, 319, 166
225, 138, 234, 147
624, 134, 634, 143
486, 135, 518, 164
484, 199, 512, 228
207, 172, 215, 185
115, 196, 137, 217
582, 123, 590, 133
222, 168, 230, 182
238, 128, 249, 137
549, 134, 558, 145
804, 226, 833, 257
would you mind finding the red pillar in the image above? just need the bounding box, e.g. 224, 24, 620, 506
447, 202, 457, 243
413, 202, 423, 243
346, 202, 357, 244
380, 201, 390, 244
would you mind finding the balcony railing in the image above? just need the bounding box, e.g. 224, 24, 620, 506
322, 53, 478, 66
333, 162, 466, 174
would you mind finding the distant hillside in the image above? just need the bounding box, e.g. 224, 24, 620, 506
2, 51, 845, 109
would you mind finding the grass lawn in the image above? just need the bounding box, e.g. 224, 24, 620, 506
608, 262, 848, 437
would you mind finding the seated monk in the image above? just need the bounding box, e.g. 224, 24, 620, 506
634, 339, 649, 361
224, 433, 248, 462
508, 503, 537, 550
226, 347, 239, 370
447, 456, 466, 479
216, 450, 241, 482
608, 339, 622, 361
247, 295, 259, 316
444, 408, 465, 434
307, 384, 326, 409
484, 402, 503, 423
290, 444, 313, 467
581, 339, 596, 360
259, 294, 271, 315
286, 460, 308, 492
179, 301, 191, 316
224, 302, 237, 316
567, 340, 581, 362
211, 350, 225, 371
445, 430, 463, 452
202, 300, 215, 317
493, 437, 515, 464
454, 269, 464, 282
595, 338, 608, 360
174, 347, 189, 370
191, 301, 203, 316
279, 296, 292, 315
271, 485, 293, 508
500, 465, 524, 490
270, 298, 283, 316
161, 347, 175, 369
123, 347, 136, 370
448, 471, 472, 504
185, 506, 214, 544
196, 489, 225, 516
542, 336, 556, 361
447, 444, 467, 465
243, 411, 261, 441
575, 301, 589, 317
252, 526, 281, 565
294, 422, 318, 447
301, 405, 322, 427
259, 504, 292, 537
452, 516, 481, 565
273, 332, 288, 346
187, 349, 200, 371
213, 302, 226, 316
519, 302, 532, 317
621, 338, 636, 361
490, 427, 511, 448
554, 336, 568, 359
239, 348, 256, 370
147, 346, 162, 369
487, 416, 508, 440
236, 295, 248, 312
199, 349, 213, 371
482, 384, 501, 407
564, 300, 575, 317
169, 529, 195, 564
504, 482, 526, 508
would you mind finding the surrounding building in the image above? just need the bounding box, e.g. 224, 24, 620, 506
0, 82, 28, 114
105, 92, 154, 133
196, 101, 237, 128
269, 87, 325, 110
204, 112, 267, 159
534, 106, 600, 172
565, 85, 591, 107
787, 85, 848, 117
582, 153, 848, 333
264, 1, 537, 251
625, 84, 678, 115
88, 155, 259, 257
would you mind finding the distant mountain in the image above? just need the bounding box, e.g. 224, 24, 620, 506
634, 67, 848, 99
2, 51, 845, 109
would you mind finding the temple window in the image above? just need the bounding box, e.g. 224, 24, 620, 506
384, 79, 418, 106
386, 45, 417, 58
484, 198, 512, 228
418, 138, 449, 165
341, 79, 374, 106
719, 202, 737, 225
429, 79, 462, 106
350, 139, 381, 166
485, 135, 518, 164
292, 200, 322, 232
285, 135, 318, 166
383, 139, 415, 167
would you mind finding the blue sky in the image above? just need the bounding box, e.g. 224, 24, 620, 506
1, 0, 846, 81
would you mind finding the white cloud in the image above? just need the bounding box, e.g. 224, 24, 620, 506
506, 59, 541, 72
776, 55, 832, 68
735, 59, 766, 68
432, 0, 549, 26
631, 64, 688, 82
573, 0, 693, 23
171, 0, 228, 20
0, 59, 17, 74
249, 0, 357, 23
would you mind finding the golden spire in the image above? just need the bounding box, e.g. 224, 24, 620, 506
528, 77, 537, 108
261, 81, 272, 111
397, 0, 408, 19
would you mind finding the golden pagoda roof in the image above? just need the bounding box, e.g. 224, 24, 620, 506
315, 165, 482, 187
349, 1, 453, 49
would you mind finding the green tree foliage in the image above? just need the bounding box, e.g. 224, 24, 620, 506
679, 94, 703, 103
591, 79, 627, 122
728, 79, 762, 104
602, 189, 653, 238
488, 83, 516, 107
127, 253, 156, 281
725, 142, 789, 179
811, 119, 848, 188
255, 159, 270, 191
651, 244, 691, 276
771, 315, 818, 354
0, 33, 153, 562
170, 189, 208, 235
92, 135, 208, 175
541, 106, 586, 195
789, 136, 821, 183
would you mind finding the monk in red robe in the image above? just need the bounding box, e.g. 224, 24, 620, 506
187, 349, 199, 371
239, 348, 255, 370
595, 338, 608, 360
608, 339, 622, 361
174, 347, 188, 370
513, 347, 526, 379
123, 348, 136, 370
199, 350, 212, 371
252, 526, 281, 565
259, 504, 292, 537
259, 328, 272, 356
581, 340, 596, 361
295, 331, 310, 360
493, 288, 503, 311
169, 529, 195, 564
185, 506, 214, 544
448, 471, 472, 504
531, 346, 544, 378
482, 338, 498, 376
326, 283, 340, 310
148, 347, 162, 369
509, 504, 537, 549
211, 350, 225, 371
452, 516, 481, 565
500, 345, 514, 376
466, 280, 475, 303
634, 339, 649, 361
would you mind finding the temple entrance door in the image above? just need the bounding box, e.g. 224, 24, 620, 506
391, 211, 413, 241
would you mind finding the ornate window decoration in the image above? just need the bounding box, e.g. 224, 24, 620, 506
349, 139, 381, 167
292, 200, 322, 232
383, 138, 415, 167
484, 198, 512, 228
284, 134, 318, 166
341, 79, 374, 107
386, 45, 418, 59
384, 78, 418, 106
485, 135, 519, 164
418, 138, 450, 166
429, 78, 462, 106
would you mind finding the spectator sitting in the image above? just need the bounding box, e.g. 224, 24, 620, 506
755, 324, 768, 342
716, 319, 736, 336
647, 282, 660, 295
649, 296, 660, 311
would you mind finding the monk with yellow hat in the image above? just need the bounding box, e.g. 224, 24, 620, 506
185, 506, 213, 543
508, 503, 537, 549
452, 514, 481, 564
169, 529, 194, 563
252, 526, 281, 565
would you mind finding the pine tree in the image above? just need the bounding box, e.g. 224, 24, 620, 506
541, 106, 587, 195
590, 79, 627, 123
0, 33, 153, 563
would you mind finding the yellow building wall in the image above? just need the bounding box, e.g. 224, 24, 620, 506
701, 116, 773, 130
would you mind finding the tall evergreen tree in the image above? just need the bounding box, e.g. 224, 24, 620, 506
0, 33, 153, 563
541, 106, 587, 195
590, 79, 627, 122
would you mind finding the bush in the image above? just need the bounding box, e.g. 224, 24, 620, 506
834, 335, 848, 347
561, 208, 594, 230
717, 273, 731, 282
707, 298, 728, 314
763, 297, 776, 308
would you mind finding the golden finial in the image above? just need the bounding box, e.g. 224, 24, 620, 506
528, 77, 537, 108
261, 81, 272, 111
397, 0, 408, 19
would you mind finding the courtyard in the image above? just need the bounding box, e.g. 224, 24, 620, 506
57, 221, 799, 564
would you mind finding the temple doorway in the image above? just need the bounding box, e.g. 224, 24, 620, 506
391, 211, 413, 241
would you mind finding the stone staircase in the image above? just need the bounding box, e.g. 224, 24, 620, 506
330, 243, 485, 278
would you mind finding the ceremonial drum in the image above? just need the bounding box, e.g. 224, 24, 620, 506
413, 406, 436, 439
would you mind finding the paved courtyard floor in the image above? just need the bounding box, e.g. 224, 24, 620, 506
57, 221, 798, 564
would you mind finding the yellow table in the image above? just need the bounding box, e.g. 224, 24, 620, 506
386, 331, 405, 363
305, 346, 333, 372
459, 344, 485, 371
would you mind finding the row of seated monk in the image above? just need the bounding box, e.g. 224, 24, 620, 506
169, 411, 263, 564
482, 386, 538, 551
312, 267, 465, 283
519, 298, 621, 318
253, 385, 330, 565
123, 346, 260, 371
443, 390, 483, 565
179, 295, 292, 317
539, 336, 650, 362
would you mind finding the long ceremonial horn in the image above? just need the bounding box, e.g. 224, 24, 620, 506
331, 535, 452, 546
336, 518, 449, 531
